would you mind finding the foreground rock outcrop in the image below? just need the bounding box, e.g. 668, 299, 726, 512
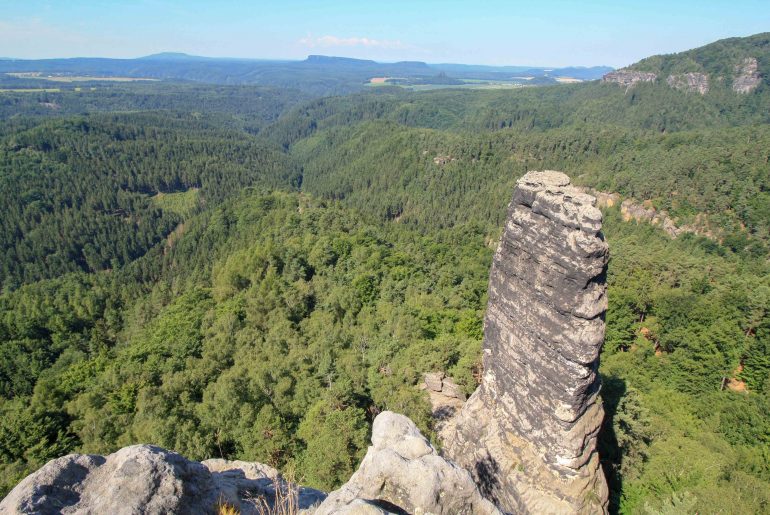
1, 412, 497, 515
0, 445, 325, 514
444, 171, 610, 514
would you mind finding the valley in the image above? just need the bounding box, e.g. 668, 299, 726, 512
0, 32, 769, 514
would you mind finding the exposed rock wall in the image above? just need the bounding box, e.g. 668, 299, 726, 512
602, 70, 657, 88
619, 198, 683, 238
667, 72, 710, 94
733, 57, 761, 93
605, 57, 761, 95
444, 171, 610, 514
578, 186, 722, 240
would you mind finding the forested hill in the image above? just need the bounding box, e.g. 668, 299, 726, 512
0, 33, 769, 514
260, 34, 769, 140
627, 32, 769, 85
263, 33, 770, 250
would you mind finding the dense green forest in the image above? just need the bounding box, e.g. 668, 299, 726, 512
1, 33, 769, 514
0, 83, 309, 133
0, 114, 300, 289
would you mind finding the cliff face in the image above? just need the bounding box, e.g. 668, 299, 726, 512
604, 52, 763, 95
601, 70, 657, 88
666, 72, 710, 94
443, 171, 610, 514
733, 57, 761, 93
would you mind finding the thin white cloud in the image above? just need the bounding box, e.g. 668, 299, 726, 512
298, 34, 408, 50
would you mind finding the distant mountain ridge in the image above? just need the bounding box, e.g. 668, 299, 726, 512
138, 52, 213, 61
0, 52, 612, 95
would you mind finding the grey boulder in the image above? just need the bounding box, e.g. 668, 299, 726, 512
315, 411, 500, 515
0, 445, 325, 514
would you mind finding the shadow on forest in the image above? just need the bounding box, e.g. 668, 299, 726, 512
598, 374, 626, 515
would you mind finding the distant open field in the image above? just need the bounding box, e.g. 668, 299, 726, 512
408, 82, 526, 91
6, 72, 157, 82
366, 77, 529, 91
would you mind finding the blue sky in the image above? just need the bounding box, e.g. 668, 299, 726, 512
1, 0, 768, 67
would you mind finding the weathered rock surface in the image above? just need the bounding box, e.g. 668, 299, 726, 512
0, 445, 325, 514
620, 198, 683, 238
733, 57, 761, 93
420, 372, 468, 441
444, 171, 610, 514
1, 412, 497, 515
590, 190, 620, 209
422, 371, 467, 401
602, 70, 657, 88
733, 57, 762, 93
424, 371, 445, 392
315, 411, 500, 515
667, 72, 710, 94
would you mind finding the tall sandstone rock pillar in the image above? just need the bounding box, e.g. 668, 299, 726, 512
444, 171, 610, 514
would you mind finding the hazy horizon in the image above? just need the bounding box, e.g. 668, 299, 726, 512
2, 0, 769, 68
0, 51, 618, 70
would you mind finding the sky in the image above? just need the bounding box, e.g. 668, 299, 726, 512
1, 0, 769, 67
